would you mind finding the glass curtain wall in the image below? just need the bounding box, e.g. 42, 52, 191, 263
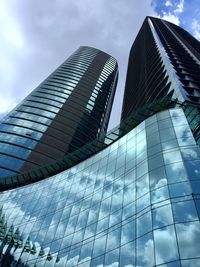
0, 108, 199, 266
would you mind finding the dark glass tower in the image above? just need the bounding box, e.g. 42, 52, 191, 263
0, 46, 118, 177
121, 16, 200, 120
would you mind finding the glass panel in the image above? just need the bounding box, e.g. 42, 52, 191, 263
148, 143, 162, 157
136, 161, 148, 179
157, 110, 170, 120
147, 132, 160, 147
124, 169, 135, 186
145, 114, 157, 126
163, 150, 182, 165
165, 162, 188, 184
162, 138, 178, 151
158, 117, 173, 129
181, 148, 200, 161
172, 200, 198, 223
158, 262, 181, 267
136, 139, 146, 156
92, 234, 107, 258
137, 211, 152, 237
195, 199, 200, 218
79, 241, 93, 263
120, 241, 135, 267
121, 219, 135, 244
146, 123, 159, 136
184, 160, 200, 180
136, 193, 150, 212
151, 186, 169, 204
174, 125, 193, 139
122, 202, 135, 220
90, 255, 104, 267
154, 225, 179, 265
181, 258, 200, 267
176, 221, 200, 258
160, 127, 176, 142
136, 232, 154, 267
190, 180, 200, 194
136, 174, 149, 198
169, 181, 192, 198
106, 227, 121, 251
149, 166, 167, 190
123, 182, 136, 206
152, 204, 173, 229
104, 248, 119, 267
148, 153, 164, 171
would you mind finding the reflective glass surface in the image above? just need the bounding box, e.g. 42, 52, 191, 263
0, 108, 199, 266
0, 46, 118, 176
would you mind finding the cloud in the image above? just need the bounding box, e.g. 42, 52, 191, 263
162, 12, 180, 25
154, 226, 179, 265
0, 96, 18, 115
0, 0, 157, 128
176, 221, 200, 259
0, 0, 26, 118
157, 0, 185, 26
165, 1, 173, 7
0, 1, 24, 49
191, 19, 200, 40
174, 0, 184, 13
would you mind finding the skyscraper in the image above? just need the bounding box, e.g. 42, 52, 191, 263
121, 16, 200, 120
0, 46, 118, 177
0, 17, 200, 267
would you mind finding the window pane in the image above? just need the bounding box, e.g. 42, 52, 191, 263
172, 200, 198, 223
153, 204, 173, 229
176, 221, 200, 259
154, 225, 179, 265
120, 241, 135, 267
137, 211, 152, 237
136, 232, 154, 267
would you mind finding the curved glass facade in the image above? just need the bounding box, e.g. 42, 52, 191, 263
0, 108, 199, 266
0, 46, 118, 177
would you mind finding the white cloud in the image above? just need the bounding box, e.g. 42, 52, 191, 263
174, 0, 184, 14
160, 0, 185, 26
0, 0, 26, 119
191, 19, 200, 40
0, 0, 24, 49
0, 0, 157, 129
162, 12, 180, 25
154, 226, 179, 265
165, 1, 173, 7
143, 239, 154, 266
105, 263, 119, 267
66, 255, 79, 266
0, 96, 18, 115
176, 221, 200, 259
78, 257, 91, 266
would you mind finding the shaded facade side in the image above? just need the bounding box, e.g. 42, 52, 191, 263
150, 17, 200, 105
121, 16, 200, 120
0, 108, 199, 266
0, 46, 118, 177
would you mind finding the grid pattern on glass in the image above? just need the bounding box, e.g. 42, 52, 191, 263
0, 46, 118, 176
0, 108, 199, 266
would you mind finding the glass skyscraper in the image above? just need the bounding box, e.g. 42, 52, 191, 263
0, 17, 200, 267
0, 46, 118, 177
121, 16, 200, 120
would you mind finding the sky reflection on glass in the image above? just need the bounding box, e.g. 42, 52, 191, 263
0, 108, 200, 266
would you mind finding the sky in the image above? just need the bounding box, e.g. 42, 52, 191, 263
0, 0, 200, 129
